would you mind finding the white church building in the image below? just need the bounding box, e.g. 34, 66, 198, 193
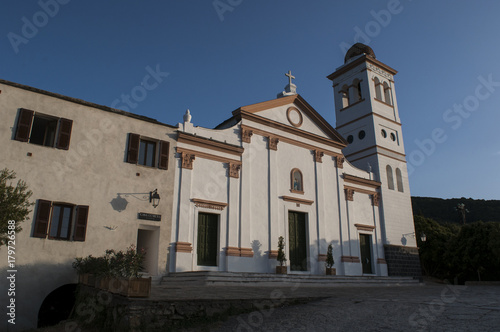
0, 43, 420, 331
169, 43, 419, 277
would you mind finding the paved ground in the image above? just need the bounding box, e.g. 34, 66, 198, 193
182, 283, 500, 332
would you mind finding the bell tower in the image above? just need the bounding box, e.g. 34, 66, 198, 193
328, 43, 420, 276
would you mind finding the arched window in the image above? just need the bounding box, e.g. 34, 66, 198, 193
341, 85, 350, 108
352, 79, 362, 102
291, 168, 304, 193
374, 77, 382, 100
396, 168, 404, 192
386, 165, 394, 190
383, 82, 391, 105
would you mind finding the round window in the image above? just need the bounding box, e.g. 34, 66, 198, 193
358, 130, 366, 140
347, 135, 354, 144
390, 133, 396, 141
381, 129, 387, 138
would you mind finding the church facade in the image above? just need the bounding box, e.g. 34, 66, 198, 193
0, 43, 419, 330
170, 44, 419, 276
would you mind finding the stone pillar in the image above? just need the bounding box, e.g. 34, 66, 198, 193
225, 168, 241, 271
268, 136, 279, 272
314, 150, 325, 275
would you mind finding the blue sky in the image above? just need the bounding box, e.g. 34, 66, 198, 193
1, 1, 499, 200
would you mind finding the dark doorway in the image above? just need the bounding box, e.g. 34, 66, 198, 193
137, 228, 160, 275
197, 212, 219, 266
288, 211, 308, 271
38, 284, 77, 328
360, 234, 373, 274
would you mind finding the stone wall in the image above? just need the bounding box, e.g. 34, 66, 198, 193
384, 245, 422, 277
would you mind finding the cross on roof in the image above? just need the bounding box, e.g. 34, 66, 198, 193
285, 70, 295, 86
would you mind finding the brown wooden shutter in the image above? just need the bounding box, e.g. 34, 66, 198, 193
127, 133, 140, 164
56, 118, 73, 150
14, 108, 34, 142
158, 140, 169, 169
74, 205, 89, 241
33, 200, 52, 238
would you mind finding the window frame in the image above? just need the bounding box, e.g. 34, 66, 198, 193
48, 203, 75, 240
126, 133, 169, 170
138, 138, 157, 167
14, 108, 73, 150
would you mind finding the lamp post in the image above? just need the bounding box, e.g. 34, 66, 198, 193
149, 189, 160, 208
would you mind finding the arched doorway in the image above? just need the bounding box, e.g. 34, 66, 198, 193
38, 283, 77, 328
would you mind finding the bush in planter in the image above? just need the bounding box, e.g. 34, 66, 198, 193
325, 244, 336, 275
276, 236, 287, 274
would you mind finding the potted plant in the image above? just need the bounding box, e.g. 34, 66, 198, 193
114, 245, 151, 297
325, 244, 336, 275
276, 236, 287, 274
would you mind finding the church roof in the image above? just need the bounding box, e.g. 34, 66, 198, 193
216, 94, 347, 147
344, 43, 376, 63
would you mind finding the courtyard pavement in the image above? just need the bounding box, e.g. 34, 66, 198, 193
181, 283, 500, 332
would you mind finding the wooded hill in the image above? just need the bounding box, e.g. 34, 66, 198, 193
411, 196, 500, 224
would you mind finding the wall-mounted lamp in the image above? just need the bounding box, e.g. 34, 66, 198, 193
149, 189, 160, 208
420, 232, 427, 242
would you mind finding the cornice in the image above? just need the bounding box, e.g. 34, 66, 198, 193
176, 147, 241, 165
343, 174, 381, 189
354, 223, 376, 232
336, 111, 402, 130
344, 185, 377, 196
191, 198, 228, 211
327, 55, 398, 81
281, 196, 314, 206
177, 131, 244, 156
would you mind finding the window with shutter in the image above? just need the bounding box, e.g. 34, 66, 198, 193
33, 200, 52, 238
56, 118, 73, 150
14, 108, 34, 142
74, 205, 89, 241
158, 140, 169, 169
127, 133, 140, 164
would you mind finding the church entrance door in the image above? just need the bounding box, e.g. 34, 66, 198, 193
288, 211, 308, 271
360, 234, 373, 274
197, 212, 219, 266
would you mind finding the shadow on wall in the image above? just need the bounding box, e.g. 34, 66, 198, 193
38, 283, 77, 328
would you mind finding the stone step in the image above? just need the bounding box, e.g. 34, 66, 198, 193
159, 271, 419, 287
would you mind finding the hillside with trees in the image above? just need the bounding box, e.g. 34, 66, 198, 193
412, 196, 500, 224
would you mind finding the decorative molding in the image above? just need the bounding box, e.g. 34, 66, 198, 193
343, 174, 381, 189
192, 198, 228, 211
367, 63, 394, 80
336, 156, 345, 169
345, 188, 355, 201
180, 151, 195, 169
327, 55, 397, 81
268, 136, 279, 151
372, 193, 380, 207
336, 112, 401, 130
341, 255, 360, 263
355, 223, 376, 232
281, 196, 314, 206
268, 250, 278, 259
348, 151, 407, 164
314, 150, 324, 163
240, 124, 344, 161
177, 131, 244, 156
374, 97, 394, 108
177, 147, 242, 167
233, 94, 347, 147
175, 242, 193, 253
238, 111, 346, 149
228, 162, 241, 179
226, 247, 241, 257
345, 144, 406, 159
317, 254, 327, 262
240, 248, 254, 258
377, 258, 387, 264
344, 185, 377, 197
286, 106, 303, 128
241, 128, 253, 143
290, 189, 304, 195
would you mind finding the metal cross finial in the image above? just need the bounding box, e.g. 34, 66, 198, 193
285, 70, 295, 86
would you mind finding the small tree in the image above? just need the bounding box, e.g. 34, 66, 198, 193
0, 169, 34, 246
277, 236, 287, 266
325, 244, 334, 269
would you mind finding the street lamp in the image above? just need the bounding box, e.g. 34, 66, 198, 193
420, 232, 427, 242
149, 189, 160, 208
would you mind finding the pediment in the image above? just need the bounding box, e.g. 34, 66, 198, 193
231, 95, 347, 145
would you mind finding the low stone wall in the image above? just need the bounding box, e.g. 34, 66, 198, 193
384, 245, 422, 277
71, 285, 313, 331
